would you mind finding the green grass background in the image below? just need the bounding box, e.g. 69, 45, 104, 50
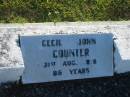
0, 0, 130, 23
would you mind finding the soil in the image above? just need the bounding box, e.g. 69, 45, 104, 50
0, 73, 130, 97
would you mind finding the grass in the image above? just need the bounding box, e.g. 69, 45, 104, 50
0, 0, 130, 23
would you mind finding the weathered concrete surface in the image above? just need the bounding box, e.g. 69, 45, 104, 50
0, 33, 24, 83
114, 39, 130, 73
0, 22, 129, 83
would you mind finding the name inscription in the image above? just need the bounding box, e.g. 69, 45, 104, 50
21, 34, 113, 84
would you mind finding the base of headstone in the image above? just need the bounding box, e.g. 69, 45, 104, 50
0, 66, 24, 83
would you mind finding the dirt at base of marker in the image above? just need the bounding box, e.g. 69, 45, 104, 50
0, 72, 130, 97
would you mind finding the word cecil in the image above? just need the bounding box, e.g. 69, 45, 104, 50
42, 39, 96, 58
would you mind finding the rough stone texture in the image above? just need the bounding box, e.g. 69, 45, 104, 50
0, 33, 24, 83
114, 39, 130, 73
0, 34, 23, 67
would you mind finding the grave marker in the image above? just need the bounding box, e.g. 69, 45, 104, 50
20, 34, 113, 84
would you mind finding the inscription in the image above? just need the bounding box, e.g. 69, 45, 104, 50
21, 34, 113, 83
42, 39, 62, 47
69, 68, 90, 75
53, 48, 89, 58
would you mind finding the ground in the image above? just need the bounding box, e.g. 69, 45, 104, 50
0, 73, 130, 97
